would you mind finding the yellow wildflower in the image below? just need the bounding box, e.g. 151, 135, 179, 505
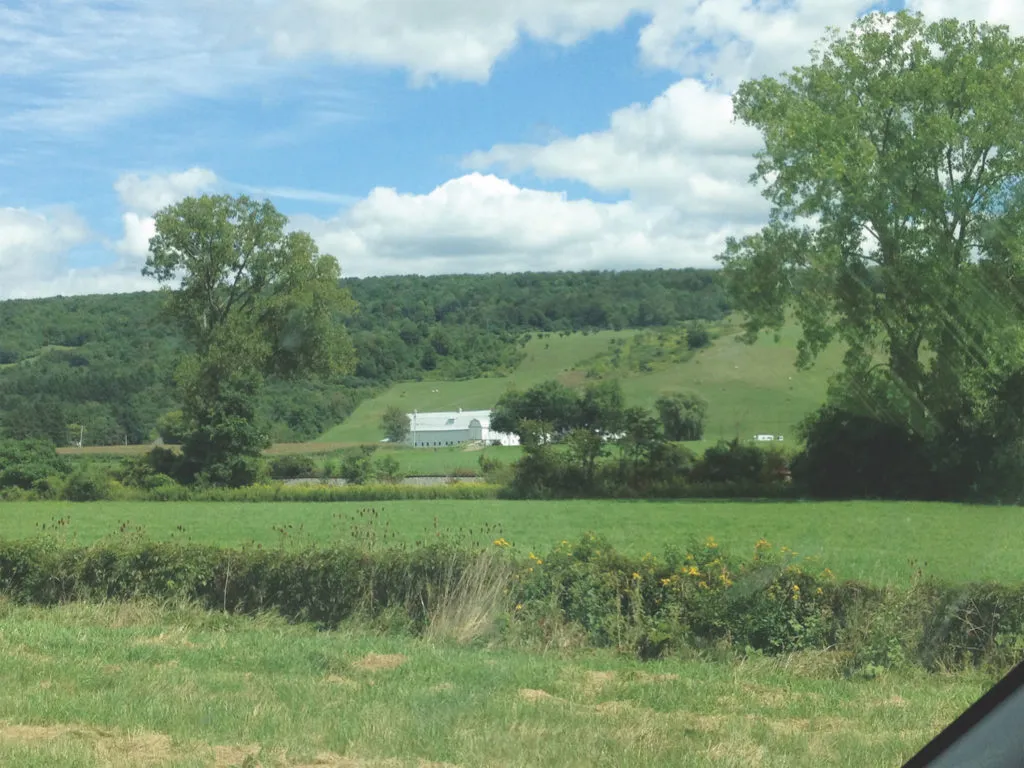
493, 538, 510, 548
660, 577, 673, 586
698, 580, 709, 590
705, 536, 718, 549
815, 587, 824, 596
755, 538, 771, 551
515, 603, 523, 611
632, 572, 641, 581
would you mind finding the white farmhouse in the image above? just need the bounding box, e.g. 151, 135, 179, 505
405, 409, 520, 448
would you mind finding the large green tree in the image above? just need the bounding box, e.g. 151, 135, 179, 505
144, 194, 356, 485
719, 11, 1024, 432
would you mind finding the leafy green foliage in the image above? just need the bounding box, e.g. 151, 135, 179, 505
720, 10, 1024, 437
656, 392, 708, 441
0, 269, 729, 446
0, 439, 70, 490
0, 531, 1008, 669
267, 455, 317, 480
144, 194, 357, 486
791, 406, 935, 500
61, 467, 111, 501
379, 405, 409, 443
339, 446, 378, 485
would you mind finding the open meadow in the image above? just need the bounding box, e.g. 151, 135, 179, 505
318, 323, 843, 445
0, 600, 993, 767
4, 498, 1021, 587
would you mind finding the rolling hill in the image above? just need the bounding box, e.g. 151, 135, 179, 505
320, 320, 844, 446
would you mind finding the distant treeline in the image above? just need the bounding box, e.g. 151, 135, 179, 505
0, 269, 729, 446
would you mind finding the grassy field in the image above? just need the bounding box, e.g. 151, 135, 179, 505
60, 444, 527, 478
320, 323, 842, 445
5, 499, 1022, 587
0, 600, 992, 767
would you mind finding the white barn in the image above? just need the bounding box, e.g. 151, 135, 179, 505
405, 409, 520, 448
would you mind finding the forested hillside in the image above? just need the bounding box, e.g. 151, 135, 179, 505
0, 269, 729, 446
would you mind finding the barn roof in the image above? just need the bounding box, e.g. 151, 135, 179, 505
406, 410, 492, 432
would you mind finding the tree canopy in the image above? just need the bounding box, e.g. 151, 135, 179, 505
144, 194, 356, 485
719, 11, 1024, 431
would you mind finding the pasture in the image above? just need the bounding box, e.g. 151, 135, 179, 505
319, 323, 843, 445
5, 499, 1021, 586
0, 600, 992, 767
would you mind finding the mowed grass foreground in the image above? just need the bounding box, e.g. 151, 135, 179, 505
0, 600, 992, 767
4, 499, 1022, 586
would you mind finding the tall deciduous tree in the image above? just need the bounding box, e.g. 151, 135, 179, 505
144, 194, 356, 485
719, 11, 1024, 432
379, 405, 409, 443
656, 392, 708, 441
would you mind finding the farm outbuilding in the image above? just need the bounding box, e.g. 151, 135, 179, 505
405, 409, 520, 448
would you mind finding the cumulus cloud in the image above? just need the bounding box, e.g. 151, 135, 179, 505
289, 173, 746, 276
465, 78, 766, 221
0, 206, 92, 299
113, 167, 218, 259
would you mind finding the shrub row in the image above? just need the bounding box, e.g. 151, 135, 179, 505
0, 480, 502, 503
0, 531, 1021, 673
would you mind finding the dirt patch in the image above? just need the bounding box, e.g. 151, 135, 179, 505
352, 653, 407, 672
518, 688, 561, 703
0, 722, 174, 764
326, 675, 360, 688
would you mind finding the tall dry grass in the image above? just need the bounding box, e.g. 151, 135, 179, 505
425, 549, 512, 645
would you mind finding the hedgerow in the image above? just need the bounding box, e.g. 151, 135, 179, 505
0, 528, 1020, 674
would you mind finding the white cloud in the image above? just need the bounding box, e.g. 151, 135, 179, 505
113, 167, 218, 259
466, 78, 765, 221
289, 173, 744, 276
907, 0, 1024, 28
245, 0, 649, 84
0, 206, 92, 299
115, 167, 218, 216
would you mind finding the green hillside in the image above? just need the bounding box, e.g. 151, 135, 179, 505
0, 269, 728, 446
321, 321, 843, 445
320, 330, 635, 442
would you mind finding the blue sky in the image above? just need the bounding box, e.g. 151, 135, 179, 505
0, 0, 1011, 298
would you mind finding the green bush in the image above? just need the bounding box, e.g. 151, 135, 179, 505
61, 468, 112, 501
0, 532, 1018, 671
268, 455, 317, 480
0, 439, 70, 490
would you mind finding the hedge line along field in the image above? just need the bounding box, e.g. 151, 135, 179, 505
4, 499, 1022, 586
0, 600, 994, 767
